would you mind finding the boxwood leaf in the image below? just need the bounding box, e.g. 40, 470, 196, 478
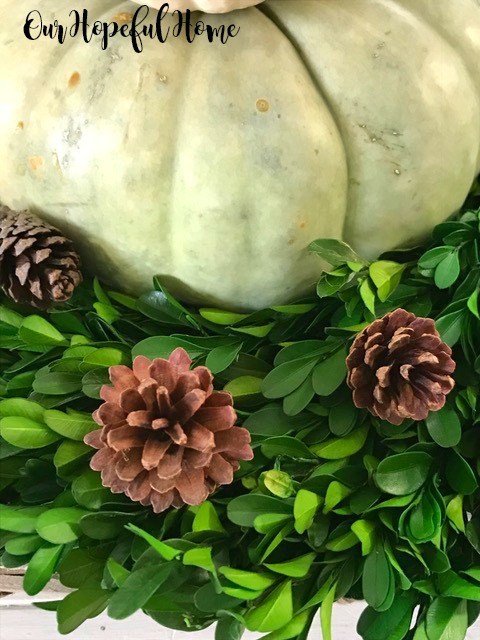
0, 398, 45, 421
23, 544, 64, 596
36, 507, 89, 544
218, 567, 276, 592
375, 453, 432, 495
125, 523, 180, 561
362, 544, 394, 611
57, 588, 111, 633
0, 416, 60, 449
262, 358, 318, 400
108, 563, 174, 620
309, 239, 365, 267
426, 406, 462, 448
44, 409, 97, 441
0, 505, 46, 533
425, 598, 468, 640
19, 316, 66, 346
294, 489, 323, 534
261, 436, 316, 460
71, 470, 112, 510
357, 590, 416, 640
434, 252, 461, 289
192, 501, 226, 534
311, 425, 369, 460
445, 450, 478, 495
312, 349, 347, 396
264, 553, 316, 578
244, 580, 293, 633
228, 495, 292, 528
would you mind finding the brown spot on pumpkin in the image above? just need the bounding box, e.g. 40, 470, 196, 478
29, 156, 45, 172
112, 12, 134, 23
68, 72, 81, 89
288, 238, 295, 246
17, 121, 24, 130
256, 99, 270, 113
298, 221, 306, 230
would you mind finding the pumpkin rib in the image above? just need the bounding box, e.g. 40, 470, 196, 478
257, 1, 352, 243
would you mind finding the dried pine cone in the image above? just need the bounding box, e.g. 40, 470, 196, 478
0, 206, 82, 309
84, 348, 254, 513
347, 309, 455, 425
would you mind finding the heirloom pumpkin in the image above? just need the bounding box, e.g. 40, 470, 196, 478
0, 0, 479, 310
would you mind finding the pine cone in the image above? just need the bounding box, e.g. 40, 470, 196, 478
347, 309, 455, 425
84, 348, 254, 513
0, 206, 82, 309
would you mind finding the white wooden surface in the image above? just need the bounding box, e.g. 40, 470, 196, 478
1, 592, 479, 640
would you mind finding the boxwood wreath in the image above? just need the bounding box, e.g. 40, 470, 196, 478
0, 183, 479, 640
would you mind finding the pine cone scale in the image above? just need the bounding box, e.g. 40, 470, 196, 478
347, 309, 456, 425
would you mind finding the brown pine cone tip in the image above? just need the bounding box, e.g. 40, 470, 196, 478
0, 206, 82, 309
347, 309, 456, 426
84, 348, 254, 513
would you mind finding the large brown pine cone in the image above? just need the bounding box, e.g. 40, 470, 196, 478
84, 348, 254, 513
0, 206, 82, 309
347, 309, 455, 425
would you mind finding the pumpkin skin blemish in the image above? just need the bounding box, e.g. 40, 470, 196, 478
256, 99, 270, 113
68, 71, 81, 89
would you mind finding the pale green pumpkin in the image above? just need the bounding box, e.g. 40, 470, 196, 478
0, 0, 479, 310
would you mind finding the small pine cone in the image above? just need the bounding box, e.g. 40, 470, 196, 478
84, 348, 254, 513
0, 206, 82, 309
347, 309, 456, 426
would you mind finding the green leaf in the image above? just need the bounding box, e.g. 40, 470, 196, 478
183, 547, 216, 573
436, 310, 465, 347
254, 513, 293, 534
425, 598, 468, 640
445, 450, 478, 495
125, 524, 180, 561
57, 589, 111, 633
19, 316, 66, 346
33, 372, 84, 395
0, 506, 46, 533
312, 348, 347, 396
218, 567, 276, 591
351, 520, 376, 556
446, 496, 465, 533
309, 239, 365, 267
261, 436, 316, 460
54, 440, 92, 478
264, 553, 315, 578
294, 489, 323, 534
467, 289, 480, 319
375, 453, 432, 495
363, 544, 394, 611
0, 398, 45, 421
328, 402, 358, 437
259, 610, 311, 640
360, 279, 376, 315
435, 252, 461, 289
419, 247, 455, 270
426, 406, 462, 448
0, 416, 60, 449
82, 348, 129, 368
357, 590, 416, 640
57, 548, 105, 588
5, 534, 44, 556
245, 580, 293, 633
71, 470, 112, 510
369, 262, 406, 302
44, 410, 97, 441
192, 501, 226, 534
224, 376, 263, 400
263, 470, 295, 498
206, 343, 243, 374
108, 563, 174, 619
311, 425, 369, 459
283, 376, 315, 416
106, 559, 130, 587
199, 308, 248, 325
325, 530, 359, 552
323, 481, 353, 513
36, 508, 89, 544
262, 358, 318, 399
215, 617, 245, 640
436, 571, 480, 601
24, 544, 64, 596
228, 495, 292, 528
320, 581, 337, 640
